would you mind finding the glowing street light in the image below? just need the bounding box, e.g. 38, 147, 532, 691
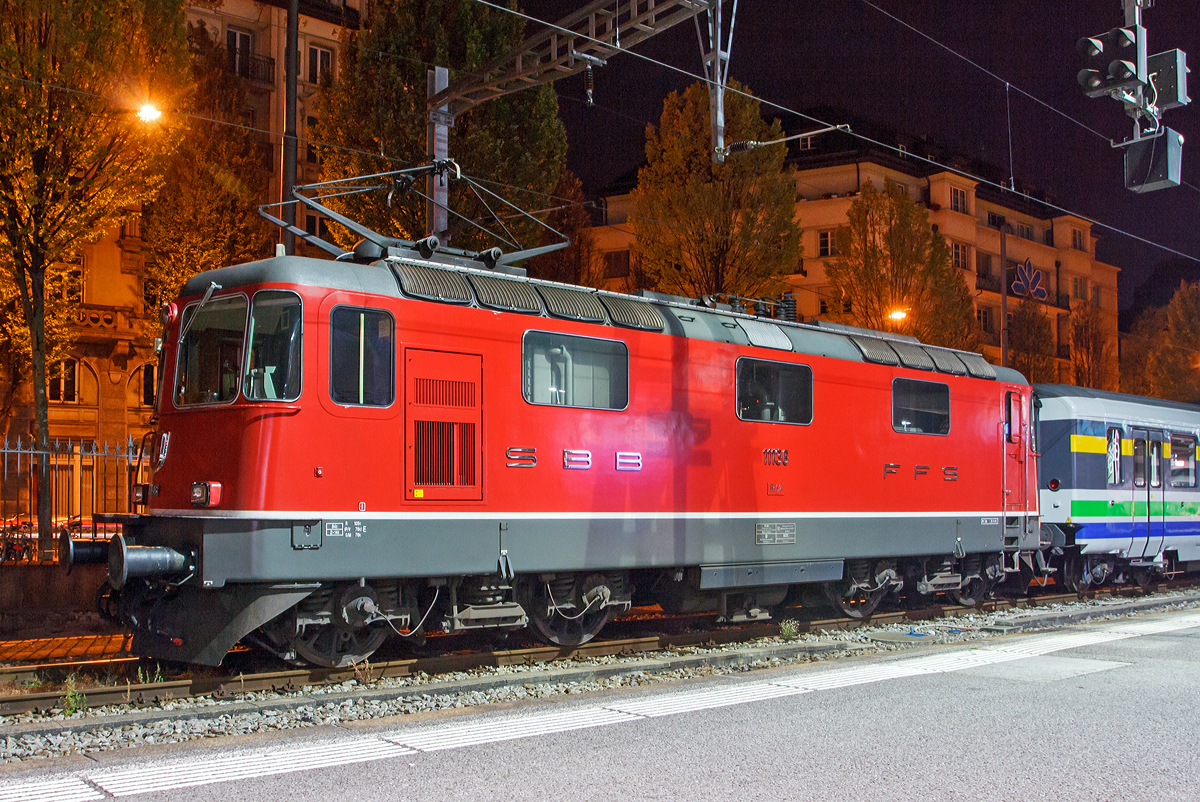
137, 104, 161, 123
888, 309, 908, 321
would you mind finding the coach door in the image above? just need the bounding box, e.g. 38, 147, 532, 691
1003, 390, 1027, 513
1130, 428, 1166, 558
404, 349, 483, 502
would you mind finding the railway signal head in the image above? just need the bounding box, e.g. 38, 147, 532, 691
1077, 25, 1147, 98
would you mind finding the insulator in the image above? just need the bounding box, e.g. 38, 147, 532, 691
585, 65, 594, 107
728, 141, 756, 154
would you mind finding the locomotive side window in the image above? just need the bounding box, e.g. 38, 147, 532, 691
175, 295, 248, 406
892, 378, 949, 435
1004, 391, 1022, 444
244, 291, 302, 401
522, 330, 628, 410
330, 307, 394, 406
736, 358, 813, 424
1106, 427, 1123, 486
1171, 434, 1197, 487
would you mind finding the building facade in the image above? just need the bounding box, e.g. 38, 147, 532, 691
5, 1, 360, 454
592, 129, 1120, 385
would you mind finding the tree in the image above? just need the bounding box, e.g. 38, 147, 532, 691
316, 0, 567, 253
1006, 295, 1057, 382
827, 179, 981, 351
0, 0, 189, 551
0, 266, 75, 440
1070, 302, 1110, 389
1120, 306, 1166, 396
1142, 281, 1200, 403
629, 81, 800, 300
141, 20, 275, 325
526, 170, 603, 288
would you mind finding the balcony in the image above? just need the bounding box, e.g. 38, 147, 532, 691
975, 273, 1002, 293
227, 49, 275, 84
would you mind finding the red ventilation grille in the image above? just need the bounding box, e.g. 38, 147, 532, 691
414, 421, 476, 486
415, 378, 476, 408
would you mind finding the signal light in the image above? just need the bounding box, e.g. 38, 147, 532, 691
1048, 478, 1060, 491
1076, 25, 1147, 98
190, 481, 223, 507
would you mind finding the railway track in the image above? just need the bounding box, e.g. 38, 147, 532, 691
2, 582, 1190, 718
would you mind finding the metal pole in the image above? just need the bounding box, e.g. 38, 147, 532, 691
427, 66, 450, 238
1000, 224, 1009, 369
281, 0, 299, 254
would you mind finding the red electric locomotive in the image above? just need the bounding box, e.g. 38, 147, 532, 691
69, 167, 1040, 667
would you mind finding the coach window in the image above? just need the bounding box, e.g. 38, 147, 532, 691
1106, 427, 1123, 486
1133, 439, 1147, 488
330, 307, 394, 406
892, 378, 950, 435
736, 358, 813, 424
175, 295, 248, 406
1170, 434, 1196, 487
522, 331, 628, 410
244, 291, 302, 401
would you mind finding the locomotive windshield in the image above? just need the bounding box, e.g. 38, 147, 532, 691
175, 295, 247, 405
244, 290, 302, 401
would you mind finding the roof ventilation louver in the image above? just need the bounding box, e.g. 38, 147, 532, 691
923, 348, 968, 375
599, 295, 665, 331
739, 319, 793, 351
890, 341, 936, 370
957, 352, 998, 379
849, 335, 900, 365
536, 285, 607, 322
393, 261, 472, 304
466, 273, 541, 314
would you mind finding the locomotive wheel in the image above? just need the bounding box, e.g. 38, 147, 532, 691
294, 623, 388, 668
526, 575, 614, 647
947, 576, 989, 607
823, 579, 886, 619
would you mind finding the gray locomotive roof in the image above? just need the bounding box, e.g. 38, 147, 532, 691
1034, 384, 1200, 415
182, 254, 1022, 384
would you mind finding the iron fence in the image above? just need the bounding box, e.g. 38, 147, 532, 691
0, 439, 146, 562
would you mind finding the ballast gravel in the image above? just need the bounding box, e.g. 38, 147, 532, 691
2, 590, 1198, 764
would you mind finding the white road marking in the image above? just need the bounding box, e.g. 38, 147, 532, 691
91, 739, 414, 797
0, 778, 102, 802
385, 707, 638, 751
5, 610, 1199, 799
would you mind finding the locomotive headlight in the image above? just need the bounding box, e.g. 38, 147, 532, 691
190, 481, 223, 507
1048, 478, 1060, 491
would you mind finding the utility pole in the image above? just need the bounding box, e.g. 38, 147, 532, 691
997, 219, 1011, 369
696, 0, 737, 163
281, 0, 299, 254
427, 67, 450, 239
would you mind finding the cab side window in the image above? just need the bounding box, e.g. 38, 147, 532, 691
736, 359, 812, 424
892, 378, 949, 435
330, 307, 394, 406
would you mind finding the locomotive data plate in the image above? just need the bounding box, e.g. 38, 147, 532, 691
980, 517, 1000, 526
756, 522, 797, 545
325, 520, 368, 538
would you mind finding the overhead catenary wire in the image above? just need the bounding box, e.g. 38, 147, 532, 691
473, 0, 1200, 266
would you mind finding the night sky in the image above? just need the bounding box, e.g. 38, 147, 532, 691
520, 0, 1200, 313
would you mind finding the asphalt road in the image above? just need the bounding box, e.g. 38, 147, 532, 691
4, 609, 1199, 802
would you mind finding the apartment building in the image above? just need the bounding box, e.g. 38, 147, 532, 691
17, 1, 360, 448
592, 125, 1120, 384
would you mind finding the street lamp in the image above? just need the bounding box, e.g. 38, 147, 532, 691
888, 309, 908, 321
137, 104, 161, 123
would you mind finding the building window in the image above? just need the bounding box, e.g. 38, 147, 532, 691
304, 214, 330, 240
305, 116, 320, 164
987, 212, 1005, 229
48, 359, 77, 403
892, 378, 949, 435
1107, 427, 1123, 486
818, 230, 838, 257
952, 242, 968, 271
120, 216, 141, 240
141, 364, 156, 407
950, 187, 967, 213
308, 45, 332, 85
736, 358, 813, 425
603, 250, 630, 279
976, 252, 993, 277
797, 135, 815, 151
1043, 228, 1054, 247
1171, 434, 1197, 487
50, 259, 84, 305
227, 28, 253, 78
1017, 222, 1033, 240
1091, 285, 1101, 308
819, 299, 829, 315
330, 307, 394, 406
522, 331, 628, 410
1072, 228, 1086, 251
976, 307, 993, 333
1072, 275, 1088, 300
